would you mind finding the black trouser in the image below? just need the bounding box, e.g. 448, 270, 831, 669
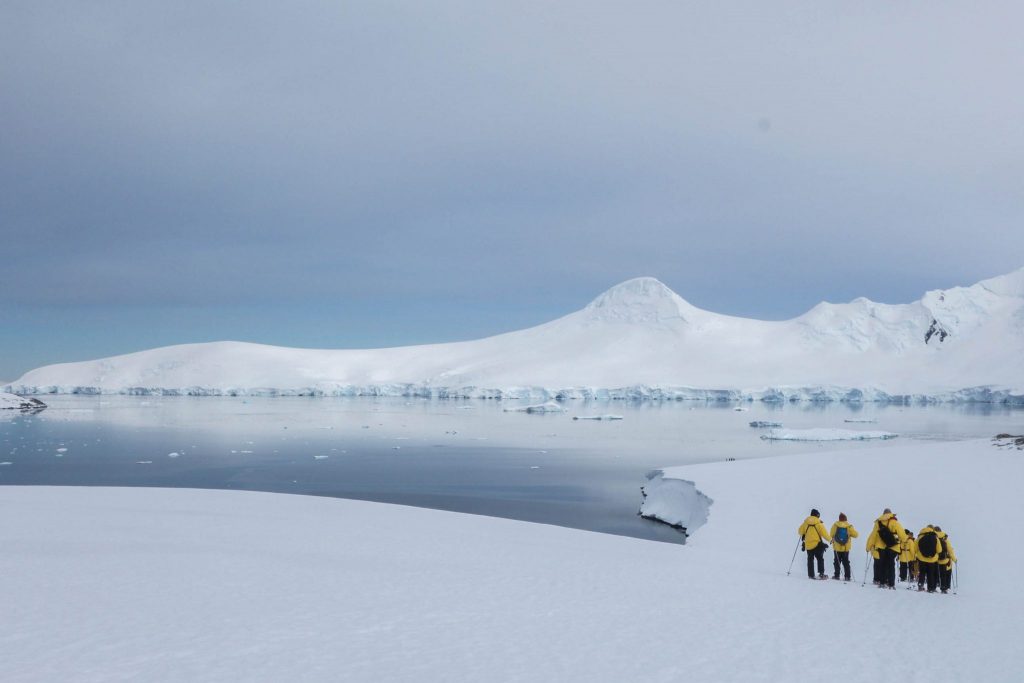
918, 561, 939, 592
807, 543, 826, 578
833, 550, 850, 579
879, 548, 897, 587
899, 561, 911, 581
939, 564, 952, 591
872, 555, 881, 583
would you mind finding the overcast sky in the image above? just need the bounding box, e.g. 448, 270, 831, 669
2, 2, 1023, 380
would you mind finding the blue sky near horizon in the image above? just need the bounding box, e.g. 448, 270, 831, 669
2, 2, 1023, 381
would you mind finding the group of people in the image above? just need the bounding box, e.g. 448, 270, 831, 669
797, 508, 958, 593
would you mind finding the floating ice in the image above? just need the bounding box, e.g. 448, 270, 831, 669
760, 428, 897, 441
504, 401, 564, 414
749, 421, 782, 428
572, 415, 624, 421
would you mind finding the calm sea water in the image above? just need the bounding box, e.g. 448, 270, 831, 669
2, 396, 1021, 543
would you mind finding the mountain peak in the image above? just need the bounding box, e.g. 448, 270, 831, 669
584, 277, 694, 324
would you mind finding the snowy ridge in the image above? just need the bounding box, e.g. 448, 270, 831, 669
6, 269, 1024, 403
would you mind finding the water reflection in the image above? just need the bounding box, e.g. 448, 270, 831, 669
1, 396, 1021, 544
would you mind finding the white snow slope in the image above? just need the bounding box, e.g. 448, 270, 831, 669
6, 268, 1024, 402
1, 439, 1016, 682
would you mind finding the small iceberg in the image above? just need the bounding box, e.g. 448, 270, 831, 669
749, 421, 782, 428
761, 428, 898, 442
504, 401, 565, 414
0, 392, 47, 412
573, 415, 624, 421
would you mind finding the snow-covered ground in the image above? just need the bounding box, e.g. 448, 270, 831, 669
2, 438, 1017, 682
5, 268, 1024, 402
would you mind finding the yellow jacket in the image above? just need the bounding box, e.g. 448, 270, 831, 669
915, 526, 940, 563
798, 516, 831, 551
937, 532, 957, 566
829, 521, 859, 552
899, 537, 917, 562
865, 528, 880, 558
868, 513, 907, 551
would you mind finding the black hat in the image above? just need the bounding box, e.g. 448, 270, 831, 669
811, 508, 820, 517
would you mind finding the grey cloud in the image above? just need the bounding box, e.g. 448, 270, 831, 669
2, 1, 1023, 323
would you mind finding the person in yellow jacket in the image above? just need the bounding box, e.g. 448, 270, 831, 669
829, 513, 858, 581
869, 509, 907, 589
915, 524, 942, 593
865, 527, 882, 585
899, 531, 917, 583
934, 526, 957, 594
798, 509, 832, 580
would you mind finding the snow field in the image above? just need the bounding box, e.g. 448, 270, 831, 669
0, 438, 1020, 682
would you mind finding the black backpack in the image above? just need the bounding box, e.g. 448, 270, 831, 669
917, 531, 938, 557
876, 519, 898, 547
938, 536, 950, 561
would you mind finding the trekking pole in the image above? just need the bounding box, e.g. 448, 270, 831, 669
786, 537, 801, 576
953, 562, 958, 595
860, 551, 871, 587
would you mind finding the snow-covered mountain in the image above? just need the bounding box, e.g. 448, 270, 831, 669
6, 268, 1024, 402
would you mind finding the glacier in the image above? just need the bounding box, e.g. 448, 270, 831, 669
4, 268, 1024, 404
